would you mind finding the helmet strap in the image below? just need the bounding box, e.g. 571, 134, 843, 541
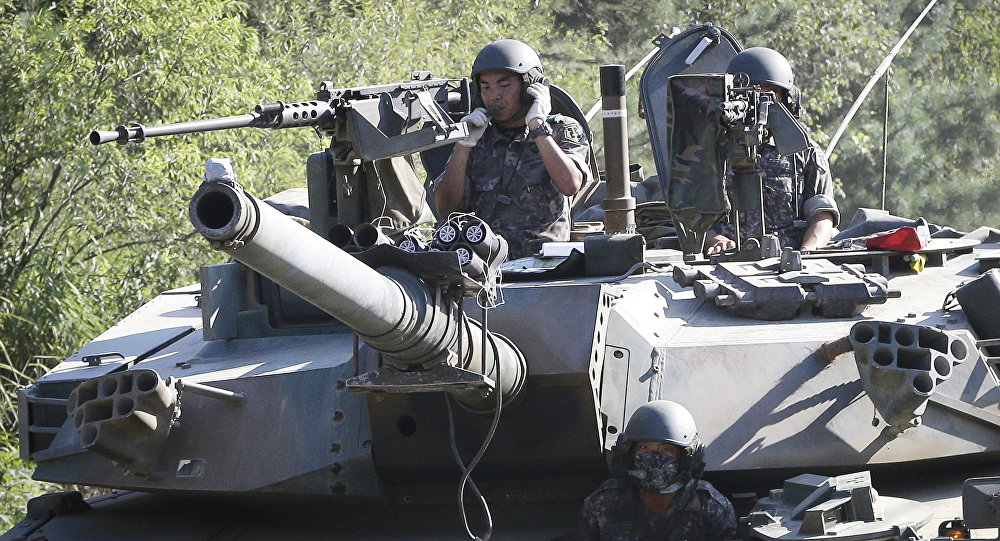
472, 68, 545, 122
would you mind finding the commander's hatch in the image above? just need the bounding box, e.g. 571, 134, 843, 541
640, 24, 743, 257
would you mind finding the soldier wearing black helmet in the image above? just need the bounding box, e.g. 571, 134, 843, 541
705, 47, 840, 255
434, 39, 592, 259
579, 400, 739, 541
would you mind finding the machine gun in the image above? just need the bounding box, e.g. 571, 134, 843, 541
660, 72, 809, 260
717, 74, 810, 256
91, 72, 474, 236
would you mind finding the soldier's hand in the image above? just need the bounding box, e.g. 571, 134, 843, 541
458, 108, 490, 147
526, 83, 551, 124
705, 234, 736, 256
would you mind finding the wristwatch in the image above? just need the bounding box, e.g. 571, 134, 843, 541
528, 122, 552, 140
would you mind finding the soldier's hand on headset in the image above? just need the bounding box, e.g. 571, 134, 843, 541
526, 83, 551, 124
458, 107, 490, 147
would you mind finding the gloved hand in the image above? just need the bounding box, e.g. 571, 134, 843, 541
458, 107, 490, 147
525, 82, 551, 124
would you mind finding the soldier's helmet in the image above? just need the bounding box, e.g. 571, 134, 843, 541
620, 400, 698, 450
728, 47, 801, 115
615, 400, 706, 479
727, 47, 795, 90
470, 40, 544, 109
471, 39, 543, 78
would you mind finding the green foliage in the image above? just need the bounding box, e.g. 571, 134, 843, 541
949, 0, 1000, 84
818, 0, 1000, 229
0, 0, 304, 432
0, 430, 60, 529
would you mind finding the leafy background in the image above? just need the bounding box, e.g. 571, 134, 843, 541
1, 0, 997, 526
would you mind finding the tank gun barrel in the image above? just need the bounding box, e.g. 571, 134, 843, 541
188, 180, 525, 407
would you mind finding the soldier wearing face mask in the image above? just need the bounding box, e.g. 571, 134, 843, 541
579, 401, 739, 541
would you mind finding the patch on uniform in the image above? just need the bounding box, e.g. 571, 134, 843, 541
562, 122, 581, 142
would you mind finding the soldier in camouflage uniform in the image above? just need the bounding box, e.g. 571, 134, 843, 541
434, 40, 591, 259
706, 47, 839, 255
579, 401, 739, 541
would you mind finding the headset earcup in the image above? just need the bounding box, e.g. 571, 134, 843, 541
789, 86, 802, 117
609, 435, 631, 475
471, 77, 484, 109
520, 68, 547, 107
690, 442, 706, 479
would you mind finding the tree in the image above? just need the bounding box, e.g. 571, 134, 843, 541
0, 0, 303, 428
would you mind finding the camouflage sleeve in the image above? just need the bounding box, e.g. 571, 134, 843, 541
577, 490, 611, 541
800, 141, 840, 226
551, 116, 594, 185
698, 481, 741, 541
577, 506, 601, 541
705, 501, 741, 541
431, 147, 475, 212
711, 213, 734, 239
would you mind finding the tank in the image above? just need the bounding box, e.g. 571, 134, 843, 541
6, 24, 1000, 541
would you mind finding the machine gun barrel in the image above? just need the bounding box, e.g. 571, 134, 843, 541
90, 75, 471, 148
188, 181, 525, 408
90, 114, 257, 145
90, 100, 334, 145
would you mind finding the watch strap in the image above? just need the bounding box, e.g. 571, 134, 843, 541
528, 122, 552, 140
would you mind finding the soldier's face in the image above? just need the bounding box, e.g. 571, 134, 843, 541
633, 441, 682, 459
478, 70, 524, 126
759, 83, 788, 103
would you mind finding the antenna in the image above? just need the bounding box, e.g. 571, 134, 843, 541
825, 0, 939, 159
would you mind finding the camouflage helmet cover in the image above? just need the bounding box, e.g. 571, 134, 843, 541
727, 47, 795, 91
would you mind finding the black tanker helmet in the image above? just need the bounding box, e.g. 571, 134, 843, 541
470, 39, 545, 113
613, 400, 706, 482
728, 47, 801, 116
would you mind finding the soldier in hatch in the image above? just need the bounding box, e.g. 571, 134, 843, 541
434, 39, 592, 259
705, 47, 840, 255
579, 400, 739, 541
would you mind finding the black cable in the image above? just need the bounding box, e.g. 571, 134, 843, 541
596, 261, 654, 283
448, 301, 504, 541
446, 394, 491, 539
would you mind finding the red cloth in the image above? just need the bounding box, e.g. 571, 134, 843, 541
865, 225, 930, 251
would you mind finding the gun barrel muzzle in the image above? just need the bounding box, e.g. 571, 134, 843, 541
90, 129, 124, 145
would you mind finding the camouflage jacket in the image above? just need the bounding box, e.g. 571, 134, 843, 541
436, 114, 592, 259
713, 139, 839, 249
579, 478, 739, 541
